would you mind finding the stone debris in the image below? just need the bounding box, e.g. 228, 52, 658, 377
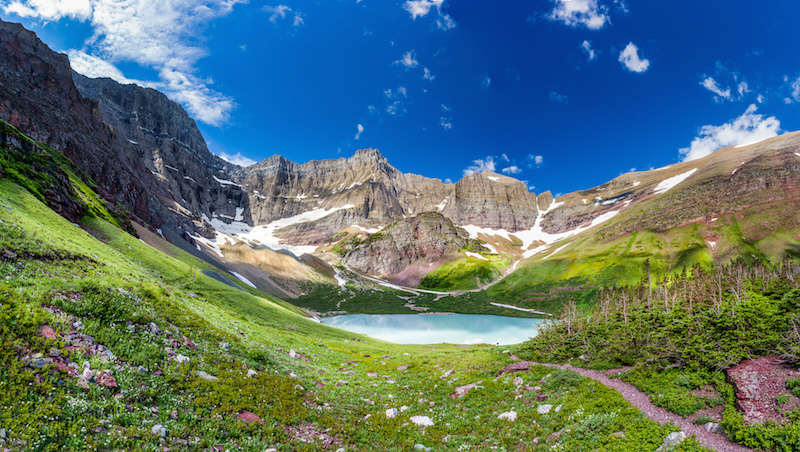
513, 376, 524, 387
726, 355, 791, 425
497, 411, 517, 421
396, 364, 409, 371
413, 444, 431, 451
537, 404, 553, 415
498, 361, 534, 375
194, 371, 218, 381
655, 431, 686, 452
440, 369, 454, 379
703, 422, 724, 434
151, 424, 167, 438
452, 382, 479, 398
237, 410, 264, 424
410, 416, 434, 427
246, 369, 258, 378
385, 408, 398, 418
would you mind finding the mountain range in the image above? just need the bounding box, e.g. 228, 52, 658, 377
3, 17, 800, 313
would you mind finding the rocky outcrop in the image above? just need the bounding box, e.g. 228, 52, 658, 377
726, 355, 793, 425
72, 74, 248, 225
342, 212, 475, 277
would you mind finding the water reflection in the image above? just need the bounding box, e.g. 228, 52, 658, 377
321, 313, 544, 346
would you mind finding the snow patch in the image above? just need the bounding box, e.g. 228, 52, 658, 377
164, 164, 179, 172
735, 137, 770, 148
654, 165, 672, 171
653, 168, 697, 195
463, 225, 512, 241
488, 176, 500, 182
231, 272, 257, 289
208, 205, 355, 255
213, 175, 242, 188
156, 228, 165, 239
333, 268, 348, 288
184, 176, 196, 183
352, 224, 381, 234
544, 243, 569, 259
465, 251, 488, 261
435, 198, 448, 212
483, 243, 499, 254
795, 152, 800, 158
234, 207, 245, 222
632, 180, 641, 187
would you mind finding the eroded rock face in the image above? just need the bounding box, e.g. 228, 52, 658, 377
73, 74, 248, 225
726, 355, 792, 425
342, 212, 474, 278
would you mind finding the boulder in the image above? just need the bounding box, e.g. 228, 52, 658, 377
655, 432, 685, 452
497, 411, 517, 421
410, 416, 434, 427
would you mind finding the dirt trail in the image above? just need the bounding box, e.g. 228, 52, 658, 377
535, 363, 755, 452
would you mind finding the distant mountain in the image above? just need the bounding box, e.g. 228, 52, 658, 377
4, 17, 800, 303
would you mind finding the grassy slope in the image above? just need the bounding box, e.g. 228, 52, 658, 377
0, 177, 710, 450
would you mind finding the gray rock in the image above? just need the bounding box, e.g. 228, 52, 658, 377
655, 432, 686, 452
497, 411, 517, 421
194, 371, 218, 381
385, 408, 398, 418
703, 422, 724, 434
151, 424, 167, 437
175, 354, 190, 364
413, 445, 431, 451
0, 428, 6, 439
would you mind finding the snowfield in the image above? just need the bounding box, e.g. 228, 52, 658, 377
652, 168, 697, 195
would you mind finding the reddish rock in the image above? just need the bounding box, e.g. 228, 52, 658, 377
727, 355, 792, 425
182, 336, 197, 350
95, 372, 118, 388
498, 360, 535, 375
39, 325, 56, 340
237, 410, 264, 424
452, 382, 478, 398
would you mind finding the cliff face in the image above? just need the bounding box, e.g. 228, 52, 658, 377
342, 212, 473, 277
0, 19, 160, 225
72, 74, 249, 229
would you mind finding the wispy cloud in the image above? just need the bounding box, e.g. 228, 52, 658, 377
394, 50, 420, 69
783, 75, 800, 104
547, 0, 609, 30
423, 67, 435, 81
463, 156, 496, 176
501, 166, 522, 175
440, 117, 453, 130
355, 124, 364, 140
528, 154, 544, 168
549, 91, 569, 104
581, 40, 598, 62
403, 0, 456, 30
679, 104, 780, 162
217, 151, 257, 167
618, 42, 649, 73
263, 5, 291, 23
5, 0, 246, 126
700, 76, 731, 101
387, 101, 406, 116
482, 75, 492, 88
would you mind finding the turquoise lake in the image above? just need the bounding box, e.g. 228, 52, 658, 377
321, 313, 546, 346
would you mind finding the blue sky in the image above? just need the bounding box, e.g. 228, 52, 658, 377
2, 0, 800, 196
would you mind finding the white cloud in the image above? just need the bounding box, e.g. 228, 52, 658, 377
3, 0, 91, 20
441, 104, 452, 112
501, 166, 522, 175
700, 76, 731, 101
581, 40, 597, 62
67, 50, 135, 84
387, 101, 406, 116
549, 91, 569, 104
293, 13, 304, 26
6, 0, 245, 127
423, 67, 435, 81
679, 104, 781, 162
355, 124, 364, 140
482, 75, 492, 88
527, 154, 543, 168
548, 0, 609, 30
463, 156, 495, 176
440, 117, 452, 130
444, 178, 453, 184
500, 153, 509, 162
787, 76, 800, 103
262, 5, 291, 23
217, 151, 257, 167
394, 50, 419, 68
403, 0, 455, 29
397, 86, 408, 98
618, 42, 649, 73
737, 81, 750, 97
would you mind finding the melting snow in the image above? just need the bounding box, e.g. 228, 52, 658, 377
156, 228, 165, 239
184, 176, 196, 183
735, 137, 770, 148
128, 140, 138, 145
654, 165, 672, 171
488, 176, 500, 182
352, 224, 381, 234
164, 164, 179, 172
231, 272, 257, 289
483, 243, 499, 254
653, 168, 697, 195
795, 153, 800, 158
213, 175, 242, 188
234, 207, 245, 222
436, 199, 448, 211
633, 180, 641, 187
465, 251, 488, 261
207, 205, 356, 255
707, 240, 717, 250
333, 268, 348, 288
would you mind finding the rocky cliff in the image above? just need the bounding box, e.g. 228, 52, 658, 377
342, 212, 477, 277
